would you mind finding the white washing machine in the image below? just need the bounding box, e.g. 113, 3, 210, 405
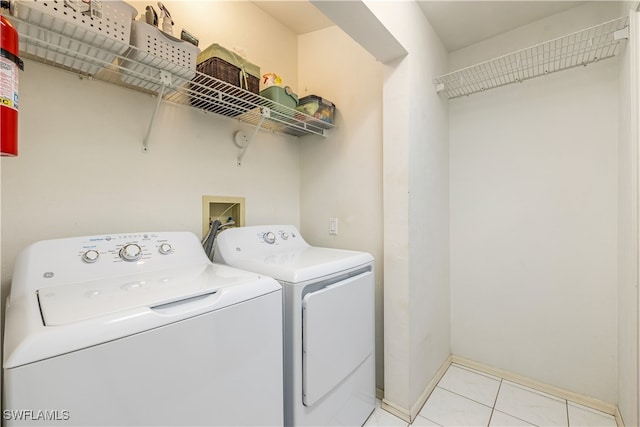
214, 225, 375, 427
3, 231, 283, 426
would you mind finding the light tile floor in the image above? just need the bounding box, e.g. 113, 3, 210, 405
364, 363, 618, 427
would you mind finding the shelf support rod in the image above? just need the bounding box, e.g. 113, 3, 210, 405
237, 107, 270, 167
142, 71, 171, 153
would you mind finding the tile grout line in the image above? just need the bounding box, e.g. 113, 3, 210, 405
490, 375, 561, 427
452, 356, 617, 417
493, 378, 503, 409
420, 363, 619, 427
435, 385, 495, 411
487, 378, 504, 426
421, 415, 444, 427
436, 364, 504, 410
418, 362, 606, 427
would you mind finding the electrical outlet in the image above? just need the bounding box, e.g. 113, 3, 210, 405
329, 217, 338, 235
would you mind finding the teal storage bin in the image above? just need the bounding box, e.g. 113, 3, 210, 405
260, 86, 298, 116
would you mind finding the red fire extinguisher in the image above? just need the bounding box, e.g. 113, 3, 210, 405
1, 11, 23, 157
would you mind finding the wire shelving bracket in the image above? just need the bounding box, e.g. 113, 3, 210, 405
237, 107, 270, 167
142, 71, 171, 153
433, 16, 630, 99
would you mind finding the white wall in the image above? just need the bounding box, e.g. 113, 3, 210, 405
297, 27, 384, 390
365, 0, 450, 418
1, 2, 301, 304
449, 3, 620, 403
617, 4, 639, 425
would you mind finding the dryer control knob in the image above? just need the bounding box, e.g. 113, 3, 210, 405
120, 244, 142, 262
280, 232, 289, 240
82, 249, 100, 263
158, 243, 172, 255
263, 232, 276, 244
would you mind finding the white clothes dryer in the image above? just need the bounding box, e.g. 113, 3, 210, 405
214, 225, 375, 427
3, 231, 283, 426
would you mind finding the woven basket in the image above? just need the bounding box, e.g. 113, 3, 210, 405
190, 53, 260, 115
198, 57, 260, 94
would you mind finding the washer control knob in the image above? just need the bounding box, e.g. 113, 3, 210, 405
82, 249, 100, 263
158, 243, 172, 255
280, 232, 289, 240
120, 244, 142, 262
263, 232, 276, 244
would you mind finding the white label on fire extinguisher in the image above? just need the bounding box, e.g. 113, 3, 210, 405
0, 56, 19, 112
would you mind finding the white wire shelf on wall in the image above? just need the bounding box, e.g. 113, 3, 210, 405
4, 15, 333, 139
433, 16, 630, 100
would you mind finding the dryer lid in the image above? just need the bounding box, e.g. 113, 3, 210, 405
214, 225, 374, 283
220, 246, 373, 283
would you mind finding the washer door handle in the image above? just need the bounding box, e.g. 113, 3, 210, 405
151, 291, 218, 316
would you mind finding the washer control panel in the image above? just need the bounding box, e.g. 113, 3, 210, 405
77, 233, 176, 265
12, 232, 211, 304
22, 232, 211, 286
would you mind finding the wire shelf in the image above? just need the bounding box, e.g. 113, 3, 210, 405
4, 14, 332, 138
433, 16, 629, 99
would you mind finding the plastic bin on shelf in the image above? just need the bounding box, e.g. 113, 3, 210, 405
120, 20, 200, 93
260, 86, 298, 123
260, 86, 297, 109
296, 95, 335, 125
11, 0, 136, 75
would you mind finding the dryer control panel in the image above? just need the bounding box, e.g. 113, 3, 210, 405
214, 225, 310, 264
259, 228, 299, 245
248, 226, 305, 247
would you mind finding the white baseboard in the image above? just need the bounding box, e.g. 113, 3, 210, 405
381, 355, 453, 423
614, 405, 625, 427
380, 399, 411, 423
375, 387, 384, 400
378, 355, 622, 425
451, 355, 620, 419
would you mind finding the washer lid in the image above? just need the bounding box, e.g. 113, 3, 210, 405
37, 263, 261, 326
225, 246, 373, 283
